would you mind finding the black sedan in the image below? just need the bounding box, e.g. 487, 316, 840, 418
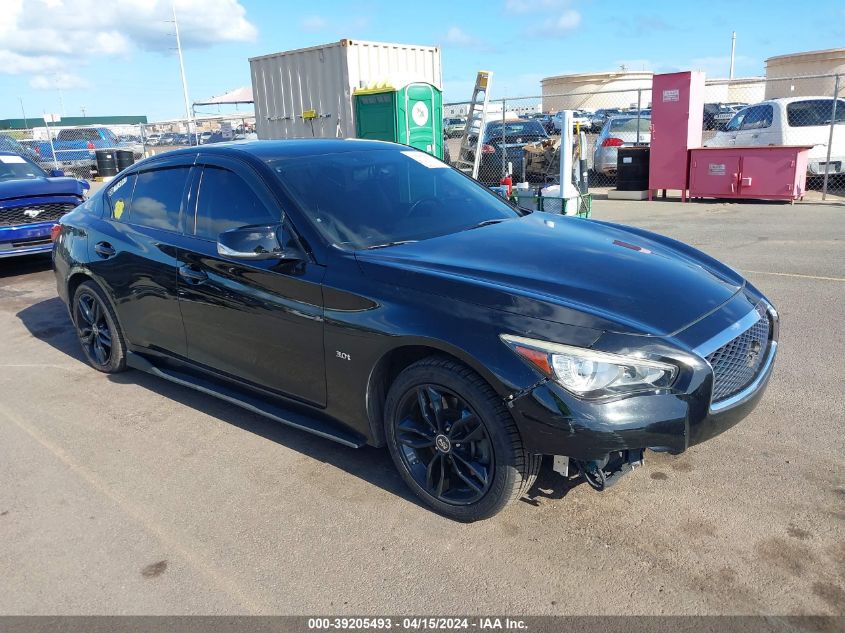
468, 119, 549, 184
53, 140, 778, 521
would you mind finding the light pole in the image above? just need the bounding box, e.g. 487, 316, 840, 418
18, 97, 28, 129
729, 31, 736, 79
172, 2, 195, 144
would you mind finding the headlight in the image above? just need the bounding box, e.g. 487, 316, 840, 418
501, 334, 677, 399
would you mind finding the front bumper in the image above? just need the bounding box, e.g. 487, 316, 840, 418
508, 298, 779, 461
0, 221, 55, 258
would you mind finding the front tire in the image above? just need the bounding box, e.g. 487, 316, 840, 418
385, 357, 540, 521
72, 280, 127, 373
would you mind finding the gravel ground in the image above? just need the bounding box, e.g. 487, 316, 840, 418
0, 197, 843, 615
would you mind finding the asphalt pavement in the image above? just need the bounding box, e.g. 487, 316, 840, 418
1, 197, 843, 615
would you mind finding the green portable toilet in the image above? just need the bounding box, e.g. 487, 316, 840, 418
354, 82, 443, 159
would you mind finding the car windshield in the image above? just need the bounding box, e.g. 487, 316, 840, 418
608, 117, 651, 132
0, 154, 47, 181
786, 99, 845, 127
268, 148, 521, 250
0, 135, 27, 154
485, 121, 547, 140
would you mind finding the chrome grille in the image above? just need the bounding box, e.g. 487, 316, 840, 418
0, 202, 77, 227
706, 313, 771, 403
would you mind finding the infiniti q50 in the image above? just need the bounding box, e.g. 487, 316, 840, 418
53, 140, 778, 521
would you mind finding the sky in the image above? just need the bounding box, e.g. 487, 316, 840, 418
1, 0, 844, 123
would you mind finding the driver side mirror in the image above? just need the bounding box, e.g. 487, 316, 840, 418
217, 224, 303, 261
50, 169, 65, 177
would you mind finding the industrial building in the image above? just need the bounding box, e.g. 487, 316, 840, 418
764, 47, 845, 98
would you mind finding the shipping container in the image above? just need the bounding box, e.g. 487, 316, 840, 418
250, 39, 442, 141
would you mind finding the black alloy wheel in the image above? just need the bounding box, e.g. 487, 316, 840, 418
394, 384, 494, 505
73, 281, 127, 373
76, 293, 112, 366
385, 357, 541, 521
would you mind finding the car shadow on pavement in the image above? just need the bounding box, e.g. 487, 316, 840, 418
16, 296, 87, 363
17, 296, 571, 513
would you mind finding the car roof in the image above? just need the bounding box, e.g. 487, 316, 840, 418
607, 115, 650, 121
743, 96, 841, 107
140, 138, 405, 161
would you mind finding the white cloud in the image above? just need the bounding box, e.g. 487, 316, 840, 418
30, 72, 90, 90
0, 0, 257, 83
538, 9, 582, 36
301, 15, 328, 31
443, 26, 494, 52
445, 26, 476, 47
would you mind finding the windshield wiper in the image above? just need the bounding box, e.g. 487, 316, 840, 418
467, 219, 507, 230
364, 240, 418, 250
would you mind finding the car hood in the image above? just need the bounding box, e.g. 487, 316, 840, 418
355, 213, 744, 336
0, 176, 87, 202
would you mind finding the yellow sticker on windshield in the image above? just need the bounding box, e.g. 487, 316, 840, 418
113, 199, 124, 219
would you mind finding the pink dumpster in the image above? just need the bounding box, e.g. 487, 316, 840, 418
688, 146, 811, 202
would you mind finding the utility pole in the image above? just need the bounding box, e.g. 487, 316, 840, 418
172, 2, 195, 144
729, 31, 736, 79
18, 97, 28, 129
81, 105, 87, 118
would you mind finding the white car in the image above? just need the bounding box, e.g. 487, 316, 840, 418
552, 110, 592, 133
705, 96, 845, 177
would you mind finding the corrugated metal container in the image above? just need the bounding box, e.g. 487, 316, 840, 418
250, 39, 442, 140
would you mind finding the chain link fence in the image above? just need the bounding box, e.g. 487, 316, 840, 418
0, 115, 256, 180
444, 73, 844, 198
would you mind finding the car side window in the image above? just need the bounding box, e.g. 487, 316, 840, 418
193, 166, 279, 241
724, 109, 747, 132
126, 166, 190, 232
105, 173, 136, 221
740, 105, 773, 130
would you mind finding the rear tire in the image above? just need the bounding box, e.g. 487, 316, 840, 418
385, 356, 540, 521
72, 281, 127, 374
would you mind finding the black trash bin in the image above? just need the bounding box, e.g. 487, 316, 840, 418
94, 149, 118, 178
115, 149, 134, 172
616, 146, 650, 191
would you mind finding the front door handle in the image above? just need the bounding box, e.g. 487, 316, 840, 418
178, 264, 208, 284
94, 241, 116, 258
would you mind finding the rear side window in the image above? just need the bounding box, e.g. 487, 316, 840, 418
126, 167, 190, 232
193, 166, 278, 240
786, 99, 845, 127
740, 105, 773, 130
105, 173, 135, 221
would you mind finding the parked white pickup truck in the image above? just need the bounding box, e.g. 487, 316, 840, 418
705, 96, 845, 178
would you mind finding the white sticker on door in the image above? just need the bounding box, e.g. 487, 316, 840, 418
708, 163, 726, 176
662, 89, 679, 102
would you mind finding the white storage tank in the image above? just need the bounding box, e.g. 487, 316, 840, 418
250, 39, 442, 140
765, 48, 845, 99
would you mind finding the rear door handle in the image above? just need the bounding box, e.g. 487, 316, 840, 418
94, 241, 115, 258
178, 264, 208, 284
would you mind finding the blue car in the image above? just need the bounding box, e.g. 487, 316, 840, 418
0, 151, 89, 258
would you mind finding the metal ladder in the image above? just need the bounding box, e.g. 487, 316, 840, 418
453, 71, 492, 180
